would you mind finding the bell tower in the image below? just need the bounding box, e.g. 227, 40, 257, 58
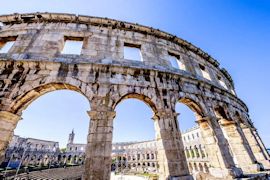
68, 129, 75, 144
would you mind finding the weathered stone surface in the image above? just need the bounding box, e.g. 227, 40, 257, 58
0, 12, 269, 179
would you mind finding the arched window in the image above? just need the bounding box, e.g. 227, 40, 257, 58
190, 147, 195, 158
199, 145, 205, 158
194, 146, 200, 158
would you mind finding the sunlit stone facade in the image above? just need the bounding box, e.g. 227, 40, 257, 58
112, 141, 159, 174
0, 12, 269, 179
3, 127, 211, 177
182, 126, 210, 174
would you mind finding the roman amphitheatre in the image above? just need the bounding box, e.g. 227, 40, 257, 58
0, 12, 269, 179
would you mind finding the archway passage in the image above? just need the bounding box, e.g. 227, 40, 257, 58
15, 90, 90, 148
175, 98, 239, 178
175, 100, 207, 175
113, 98, 155, 142
0, 84, 91, 178
112, 98, 156, 176
108, 93, 192, 179
214, 106, 261, 173
8, 83, 89, 115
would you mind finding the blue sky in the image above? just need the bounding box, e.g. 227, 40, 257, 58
2, 0, 269, 147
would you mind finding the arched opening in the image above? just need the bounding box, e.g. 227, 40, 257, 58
189, 162, 193, 172
194, 163, 198, 171
199, 163, 203, 172
176, 98, 207, 174
112, 93, 158, 176
214, 106, 259, 171
204, 163, 209, 173
215, 106, 229, 120
2, 84, 90, 177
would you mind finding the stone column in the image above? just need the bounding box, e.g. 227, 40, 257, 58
84, 109, 116, 180
196, 117, 242, 179
153, 110, 193, 180
241, 124, 270, 169
0, 111, 21, 163
218, 119, 260, 173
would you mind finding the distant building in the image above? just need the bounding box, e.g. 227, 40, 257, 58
2, 127, 209, 174
182, 126, 210, 173
111, 141, 159, 173
62, 130, 86, 165
2, 135, 60, 168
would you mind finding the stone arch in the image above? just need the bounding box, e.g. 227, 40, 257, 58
189, 162, 193, 171
74, 155, 78, 163
0, 81, 92, 170
178, 96, 208, 118
194, 145, 200, 158
190, 146, 195, 158
112, 93, 158, 115
214, 106, 230, 120
194, 163, 198, 171
204, 163, 209, 173
234, 110, 253, 127
111, 91, 193, 179
177, 98, 245, 177
7, 82, 91, 115
199, 163, 203, 172
67, 155, 72, 161
214, 104, 261, 173
199, 144, 205, 158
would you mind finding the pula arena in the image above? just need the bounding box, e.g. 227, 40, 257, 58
0, 12, 269, 180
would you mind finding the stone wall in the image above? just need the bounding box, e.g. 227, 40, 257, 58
0, 12, 269, 180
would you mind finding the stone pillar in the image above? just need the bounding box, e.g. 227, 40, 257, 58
153, 110, 193, 180
219, 119, 260, 173
241, 124, 270, 169
84, 109, 116, 180
0, 111, 21, 163
196, 117, 242, 179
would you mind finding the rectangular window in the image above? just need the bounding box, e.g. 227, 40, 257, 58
196, 64, 211, 80
61, 37, 83, 55
217, 75, 228, 90
124, 43, 142, 61
168, 52, 185, 70
0, 37, 17, 53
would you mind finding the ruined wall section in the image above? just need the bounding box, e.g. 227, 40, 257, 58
0, 13, 236, 94
1, 13, 268, 179
0, 60, 250, 126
